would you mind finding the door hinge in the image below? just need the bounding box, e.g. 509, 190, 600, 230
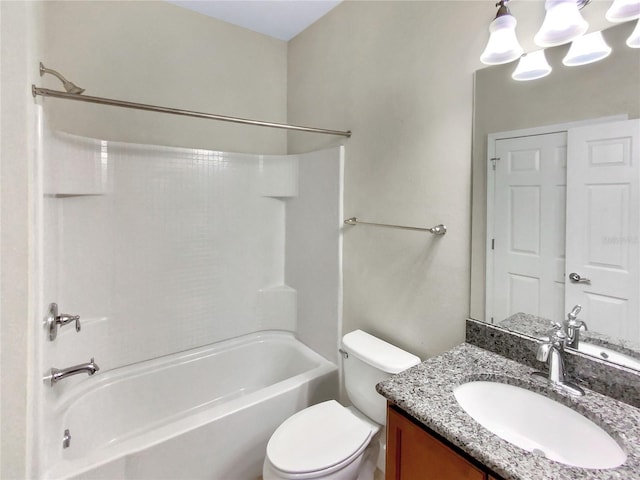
490, 157, 500, 170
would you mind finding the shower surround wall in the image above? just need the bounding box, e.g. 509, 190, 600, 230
45, 132, 285, 371
38, 127, 343, 476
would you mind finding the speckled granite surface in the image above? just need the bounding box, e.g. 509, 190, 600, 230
467, 318, 640, 407
499, 313, 640, 361
376, 343, 640, 480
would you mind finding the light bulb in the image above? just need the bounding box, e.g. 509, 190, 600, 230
512, 50, 552, 81
627, 19, 640, 47
606, 0, 640, 23
534, 0, 588, 47
480, 14, 524, 65
563, 31, 612, 66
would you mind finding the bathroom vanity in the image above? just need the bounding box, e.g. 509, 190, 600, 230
376, 342, 640, 480
386, 403, 500, 479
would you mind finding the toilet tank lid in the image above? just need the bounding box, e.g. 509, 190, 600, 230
342, 330, 421, 374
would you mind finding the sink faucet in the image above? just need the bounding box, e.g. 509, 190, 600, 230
46, 358, 100, 387
564, 304, 588, 349
532, 325, 584, 396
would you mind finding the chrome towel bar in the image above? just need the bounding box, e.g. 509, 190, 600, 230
344, 217, 446, 235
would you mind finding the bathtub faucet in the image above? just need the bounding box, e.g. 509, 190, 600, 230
47, 358, 100, 387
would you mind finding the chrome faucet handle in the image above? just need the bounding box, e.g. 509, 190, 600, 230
568, 304, 582, 321
58, 314, 81, 329
45, 303, 81, 341
548, 322, 567, 346
536, 324, 564, 361
566, 305, 587, 330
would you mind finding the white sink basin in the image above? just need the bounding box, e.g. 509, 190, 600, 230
574, 342, 640, 371
454, 381, 626, 469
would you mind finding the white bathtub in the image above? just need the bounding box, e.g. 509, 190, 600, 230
44, 331, 338, 480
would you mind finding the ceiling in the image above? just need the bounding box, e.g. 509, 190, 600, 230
166, 0, 343, 41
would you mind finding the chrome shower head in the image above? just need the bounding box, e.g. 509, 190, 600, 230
39, 62, 85, 94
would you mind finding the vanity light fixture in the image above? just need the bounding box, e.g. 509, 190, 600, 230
563, 31, 612, 66
534, 0, 589, 47
627, 19, 640, 47
512, 50, 552, 81
480, 0, 523, 65
606, 0, 640, 23
481, 0, 638, 80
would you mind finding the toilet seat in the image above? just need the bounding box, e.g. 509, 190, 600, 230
266, 400, 375, 476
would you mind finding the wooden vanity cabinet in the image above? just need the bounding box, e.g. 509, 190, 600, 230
385, 404, 502, 480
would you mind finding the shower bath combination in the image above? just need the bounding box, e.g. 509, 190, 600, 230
32, 117, 346, 480
32, 61, 347, 479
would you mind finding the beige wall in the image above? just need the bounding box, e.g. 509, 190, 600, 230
287, 1, 487, 358
41, 1, 288, 154
470, 21, 640, 321
4, 0, 636, 476
286, 0, 624, 360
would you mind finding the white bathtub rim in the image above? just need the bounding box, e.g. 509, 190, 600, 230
51, 330, 323, 410
45, 364, 337, 479
44, 331, 337, 479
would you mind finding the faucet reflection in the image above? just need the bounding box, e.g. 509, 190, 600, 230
564, 305, 588, 349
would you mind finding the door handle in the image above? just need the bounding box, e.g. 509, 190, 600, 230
569, 272, 591, 284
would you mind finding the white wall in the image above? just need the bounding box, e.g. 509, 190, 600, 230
286, 147, 344, 362
42, 132, 293, 376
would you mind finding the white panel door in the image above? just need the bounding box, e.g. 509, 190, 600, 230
566, 119, 640, 343
491, 132, 567, 323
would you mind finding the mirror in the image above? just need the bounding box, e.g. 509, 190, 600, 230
470, 21, 640, 370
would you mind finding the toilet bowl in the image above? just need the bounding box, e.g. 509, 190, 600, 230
262, 401, 379, 480
263, 330, 420, 480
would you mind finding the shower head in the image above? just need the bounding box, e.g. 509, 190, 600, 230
39, 62, 85, 95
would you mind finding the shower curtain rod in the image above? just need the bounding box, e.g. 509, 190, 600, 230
31, 83, 351, 138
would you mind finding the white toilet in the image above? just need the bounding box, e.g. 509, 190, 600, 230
263, 330, 421, 480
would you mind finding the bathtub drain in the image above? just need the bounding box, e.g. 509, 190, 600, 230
63, 429, 71, 449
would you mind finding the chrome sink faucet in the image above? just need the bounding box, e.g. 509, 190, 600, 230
532, 324, 584, 396
564, 304, 588, 349
46, 358, 100, 387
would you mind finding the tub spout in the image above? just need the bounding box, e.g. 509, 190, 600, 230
47, 358, 100, 387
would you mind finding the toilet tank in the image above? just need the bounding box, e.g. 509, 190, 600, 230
342, 330, 421, 425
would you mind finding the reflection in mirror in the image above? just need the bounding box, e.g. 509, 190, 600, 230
499, 313, 640, 371
470, 22, 640, 370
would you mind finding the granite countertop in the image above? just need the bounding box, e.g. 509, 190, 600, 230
376, 343, 640, 480
499, 312, 640, 361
